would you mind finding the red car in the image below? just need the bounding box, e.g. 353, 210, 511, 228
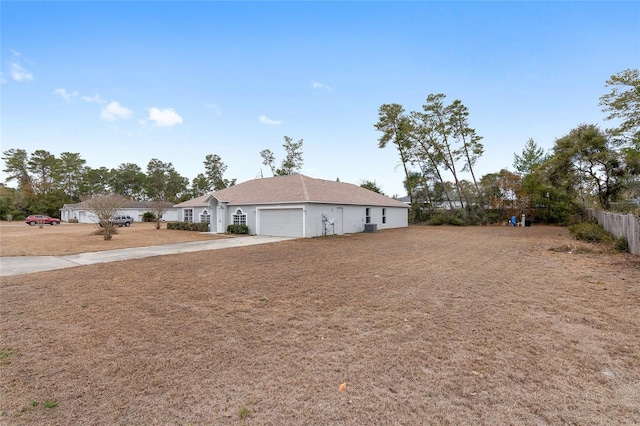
25, 215, 61, 226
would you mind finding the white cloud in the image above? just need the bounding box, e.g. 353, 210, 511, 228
10, 63, 33, 82
311, 81, 332, 92
82, 94, 104, 104
53, 88, 78, 101
259, 115, 282, 125
148, 107, 183, 127
101, 101, 132, 121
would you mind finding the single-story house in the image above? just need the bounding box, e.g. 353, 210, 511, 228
173, 174, 409, 238
61, 201, 178, 223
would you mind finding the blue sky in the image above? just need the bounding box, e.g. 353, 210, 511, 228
2, 1, 639, 197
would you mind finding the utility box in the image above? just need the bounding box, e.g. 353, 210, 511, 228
364, 223, 377, 233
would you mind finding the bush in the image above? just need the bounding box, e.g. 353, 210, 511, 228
427, 211, 466, 226
568, 221, 609, 243
167, 221, 209, 232
142, 212, 156, 222
614, 236, 629, 253
227, 224, 249, 234
68, 218, 79, 223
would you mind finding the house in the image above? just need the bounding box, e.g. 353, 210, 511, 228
173, 174, 409, 238
61, 201, 178, 223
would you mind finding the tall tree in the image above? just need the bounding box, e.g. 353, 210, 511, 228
189, 173, 211, 197
79, 167, 111, 198
145, 159, 188, 202
277, 136, 304, 175
374, 104, 415, 203
260, 149, 277, 176
513, 138, 547, 176
2, 148, 33, 191
260, 136, 305, 176
599, 68, 639, 147
550, 124, 625, 210
110, 163, 146, 200
54, 152, 86, 201
421, 94, 468, 209
27, 150, 56, 196
203, 154, 235, 190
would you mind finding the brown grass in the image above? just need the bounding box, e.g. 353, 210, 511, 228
0, 222, 229, 257
1, 225, 639, 424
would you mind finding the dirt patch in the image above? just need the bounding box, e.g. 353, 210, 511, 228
1, 225, 639, 424
0, 222, 229, 257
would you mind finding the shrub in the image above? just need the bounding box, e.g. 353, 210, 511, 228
68, 218, 79, 223
614, 236, 629, 253
568, 221, 609, 243
227, 224, 249, 234
142, 212, 156, 222
167, 221, 209, 232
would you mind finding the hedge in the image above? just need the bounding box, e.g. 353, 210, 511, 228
227, 224, 249, 234
167, 221, 210, 232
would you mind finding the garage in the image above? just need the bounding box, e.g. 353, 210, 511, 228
258, 208, 304, 238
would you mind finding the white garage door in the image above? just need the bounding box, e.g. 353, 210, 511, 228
259, 208, 304, 237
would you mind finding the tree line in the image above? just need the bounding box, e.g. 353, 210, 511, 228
375, 69, 639, 224
0, 135, 306, 220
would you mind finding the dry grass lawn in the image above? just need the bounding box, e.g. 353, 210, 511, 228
0, 221, 229, 257
1, 224, 639, 425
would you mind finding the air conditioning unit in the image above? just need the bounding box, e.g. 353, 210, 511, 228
364, 223, 377, 233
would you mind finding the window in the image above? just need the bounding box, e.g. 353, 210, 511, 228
365, 207, 371, 224
382, 208, 387, 224
200, 209, 211, 223
184, 208, 193, 223
233, 208, 247, 226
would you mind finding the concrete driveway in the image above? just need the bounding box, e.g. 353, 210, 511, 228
0, 235, 293, 277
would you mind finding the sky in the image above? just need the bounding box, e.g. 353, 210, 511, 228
1, 1, 639, 198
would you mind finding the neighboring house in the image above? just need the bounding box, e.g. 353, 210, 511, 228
174, 174, 410, 238
61, 201, 178, 223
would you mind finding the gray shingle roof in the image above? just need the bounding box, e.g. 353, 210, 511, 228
207, 175, 408, 208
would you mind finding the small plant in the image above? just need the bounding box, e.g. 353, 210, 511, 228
0, 349, 13, 360
30, 401, 38, 407
238, 406, 251, 420
42, 401, 58, 409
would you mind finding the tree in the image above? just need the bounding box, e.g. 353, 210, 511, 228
27, 150, 56, 196
513, 138, 547, 176
149, 200, 170, 230
145, 159, 189, 202
110, 163, 146, 200
277, 136, 304, 175
550, 124, 625, 210
189, 173, 211, 197
374, 104, 414, 203
360, 180, 384, 194
2, 148, 33, 191
260, 149, 277, 176
203, 154, 235, 190
599, 68, 639, 147
260, 136, 305, 176
81, 194, 128, 240
53, 152, 86, 201
79, 167, 111, 197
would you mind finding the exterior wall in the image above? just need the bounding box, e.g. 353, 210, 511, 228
62, 207, 179, 223
304, 204, 409, 238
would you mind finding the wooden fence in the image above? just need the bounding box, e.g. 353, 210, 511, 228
586, 209, 640, 255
